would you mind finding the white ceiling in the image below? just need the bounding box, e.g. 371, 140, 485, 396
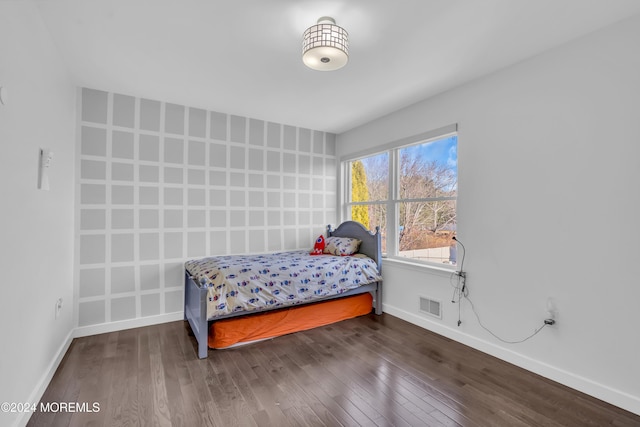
35, 0, 640, 134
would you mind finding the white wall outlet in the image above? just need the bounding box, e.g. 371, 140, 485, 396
55, 298, 63, 319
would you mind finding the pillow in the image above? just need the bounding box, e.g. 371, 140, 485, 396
324, 236, 361, 256
310, 235, 325, 255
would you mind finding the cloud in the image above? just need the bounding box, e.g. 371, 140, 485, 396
447, 144, 457, 168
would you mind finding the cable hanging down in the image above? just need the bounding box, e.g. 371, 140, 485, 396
450, 237, 551, 344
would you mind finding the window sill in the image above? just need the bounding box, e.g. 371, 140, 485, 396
382, 256, 457, 277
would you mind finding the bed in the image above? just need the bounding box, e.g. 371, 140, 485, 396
184, 221, 383, 358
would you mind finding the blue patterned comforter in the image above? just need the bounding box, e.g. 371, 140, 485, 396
185, 251, 382, 319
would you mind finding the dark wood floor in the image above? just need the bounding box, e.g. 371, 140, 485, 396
28, 313, 639, 426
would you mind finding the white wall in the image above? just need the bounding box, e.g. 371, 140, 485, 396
337, 14, 640, 415
0, 2, 76, 427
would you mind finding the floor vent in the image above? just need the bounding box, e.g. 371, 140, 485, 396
419, 296, 442, 319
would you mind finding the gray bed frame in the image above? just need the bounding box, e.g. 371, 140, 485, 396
184, 221, 383, 358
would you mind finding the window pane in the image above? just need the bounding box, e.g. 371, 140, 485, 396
350, 204, 387, 254
399, 136, 457, 199
351, 153, 388, 202
398, 200, 457, 265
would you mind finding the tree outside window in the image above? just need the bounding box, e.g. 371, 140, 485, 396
346, 134, 457, 266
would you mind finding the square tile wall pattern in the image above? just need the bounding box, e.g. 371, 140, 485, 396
77, 88, 337, 327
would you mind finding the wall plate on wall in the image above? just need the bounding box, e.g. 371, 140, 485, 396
38, 148, 53, 190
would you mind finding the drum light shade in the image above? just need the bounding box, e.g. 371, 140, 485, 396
302, 17, 349, 71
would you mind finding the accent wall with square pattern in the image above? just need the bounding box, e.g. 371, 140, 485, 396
76, 88, 337, 327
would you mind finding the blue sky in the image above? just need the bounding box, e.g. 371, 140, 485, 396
403, 135, 457, 172
358, 134, 458, 181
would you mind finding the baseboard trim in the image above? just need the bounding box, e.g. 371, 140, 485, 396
74, 312, 184, 338
382, 303, 640, 416
17, 329, 74, 427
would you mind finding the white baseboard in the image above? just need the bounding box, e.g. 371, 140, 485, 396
74, 311, 184, 338
16, 329, 74, 427
382, 303, 640, 417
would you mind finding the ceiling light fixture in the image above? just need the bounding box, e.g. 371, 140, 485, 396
302, 16, 349, 71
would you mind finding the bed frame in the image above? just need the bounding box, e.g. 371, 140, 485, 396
184, 221, 383, 358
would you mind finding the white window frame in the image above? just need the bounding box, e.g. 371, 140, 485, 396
340, 124, 458, 269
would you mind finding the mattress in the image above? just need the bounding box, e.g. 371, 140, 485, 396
184, 250, 382, 319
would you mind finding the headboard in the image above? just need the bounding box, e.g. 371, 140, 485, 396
327, 221, 382, 273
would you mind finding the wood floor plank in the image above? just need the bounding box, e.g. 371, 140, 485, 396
312, 326, 450, 427
259, 342, 350, 426
27, 313, 640, 427
219, 349, 278, 425
360, 316, 535, 425
142, 326, 170, 426
246, 347, 322, 427
70, 333, 116, 427
205, 350, 259, 427
159, 326, 190, 427
306, 328, 421, 425
176, 325, 223, 425
338, 320, 481, 426
276, 345, 361, 426
108, 330, 139, 427
302, 327, 414, 426
136, 326, 154, 427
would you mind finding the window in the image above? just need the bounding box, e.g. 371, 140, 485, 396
350, 152, 389, 253
343, 127, 458, 267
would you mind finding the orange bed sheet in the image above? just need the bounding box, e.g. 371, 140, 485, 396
208, 293, 373, 349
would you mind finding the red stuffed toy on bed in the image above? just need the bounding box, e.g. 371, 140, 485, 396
310, 235, 325, 255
